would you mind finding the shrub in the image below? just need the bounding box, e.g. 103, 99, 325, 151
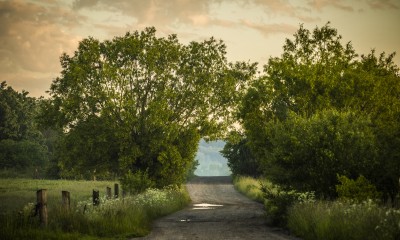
222, 136, 261, 177
253, 109, 378, 198
336, 175, 381, 202
261, 183, 315, 226
120, 170, 155, 195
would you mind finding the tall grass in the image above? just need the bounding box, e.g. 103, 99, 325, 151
234, 175, 400, 239
0, 179, 190, 239
233, 175, 268, 203
288, 200, 400, 240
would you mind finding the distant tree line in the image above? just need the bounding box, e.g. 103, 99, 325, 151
223, 23, 400, 202
0, 82, 52, 177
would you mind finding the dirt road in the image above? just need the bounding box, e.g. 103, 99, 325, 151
137, 176, 298, 240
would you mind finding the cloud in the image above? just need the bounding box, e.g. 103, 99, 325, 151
72, 0, 316, 29
306, 0, 354, 12
72, 0, 215, 26
236, 0, 319, 22
241, 20, 297, 37
0, 0, 82, 74
367, 0, 399, 10
0, 0, 83, 97
72, 0, 99, 10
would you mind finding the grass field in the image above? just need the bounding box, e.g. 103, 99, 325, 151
0, 178, 190, 239
0, 178, 116, 213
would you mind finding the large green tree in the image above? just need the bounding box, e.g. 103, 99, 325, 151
237, 23, 400, 199
44, 27, 256, 187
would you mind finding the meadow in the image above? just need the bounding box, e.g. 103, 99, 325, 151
0, 178, 190, 239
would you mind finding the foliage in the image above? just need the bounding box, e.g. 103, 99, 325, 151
185, 158, 199, 180
261, 183, 315, 226
240, 23, 400, 200
288, 200, 400, 240
336, 175, 382, 202
257, 109, 377, 198
0, 179, 190, 239
120, 170, 154, 195
357, 51, 400, 203
241, 23, 358, 123
0, 82, 52, 174
0, 139, 48, 170
0, 81, 40, 141
42, 27, 257, 186
56, 115, 119, 179
221, 132, 261, 177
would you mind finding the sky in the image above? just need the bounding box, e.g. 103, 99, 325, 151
1, 0, 399, 97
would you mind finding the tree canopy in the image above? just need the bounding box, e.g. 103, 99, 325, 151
43, 27, 257, 187
225, 23, 400, 199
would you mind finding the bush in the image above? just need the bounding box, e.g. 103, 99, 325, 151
253, 109, 378, 198
120, 170, 155, 195
261, 183, 315, 226
0, 139, 49, 170
336, 175, 382, 202
222, 135, 261, 177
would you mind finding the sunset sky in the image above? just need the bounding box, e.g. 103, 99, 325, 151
1, 0, 399, 97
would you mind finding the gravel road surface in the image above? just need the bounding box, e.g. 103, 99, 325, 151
137, 176, 299, 240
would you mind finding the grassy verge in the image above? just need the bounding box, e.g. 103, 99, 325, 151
0, 178, 190, 239
287, 200, 400, 240
234, 175, 400, 239
232, 175, 268, 203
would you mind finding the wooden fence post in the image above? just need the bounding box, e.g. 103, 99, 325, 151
114, 183, 119, 198
62, 191, 70, 211
93, 190, 100, 206
106, 187, 112, 200
36, 189, 48, 227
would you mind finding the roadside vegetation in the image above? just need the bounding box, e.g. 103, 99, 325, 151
234, 175, 400, 240
288, 200, 400, 240
0, 179, 190, 239
233, 175, 266, 203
